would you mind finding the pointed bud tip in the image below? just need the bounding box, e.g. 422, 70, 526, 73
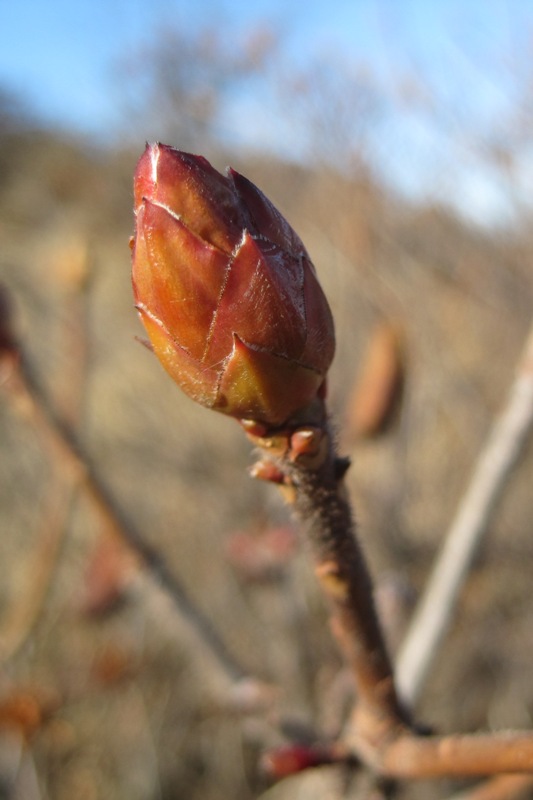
132, 143, 335, 425
134, 143, 160, 211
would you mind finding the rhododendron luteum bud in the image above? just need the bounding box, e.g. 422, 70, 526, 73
131, 143, 335, 426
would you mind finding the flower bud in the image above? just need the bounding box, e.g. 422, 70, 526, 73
131, 143, 335, 426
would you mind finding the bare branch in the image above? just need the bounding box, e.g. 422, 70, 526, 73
377, 730, 533, 779
396, 321, 533, 708
0, 329, 250, 688
248, 377, 533, 786
248, 406, 408, 745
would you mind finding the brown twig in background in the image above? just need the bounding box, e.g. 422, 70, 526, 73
344, 320, 405, 441
0, 245, 92, 663
396, 320, 533, 709
0, 296, 250, 689
374, 729, 533, 779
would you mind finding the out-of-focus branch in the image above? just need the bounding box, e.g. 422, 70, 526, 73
0, 290, 250, 689
395, 320, 533, 709
374, 730, 533, 780
0, 244, 91, 663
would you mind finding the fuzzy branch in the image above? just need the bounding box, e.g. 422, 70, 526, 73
284, 424, 406, 733
249, 382, 533, 782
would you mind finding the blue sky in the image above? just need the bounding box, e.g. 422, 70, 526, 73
0, 0, 520, 135
1, 0, 532, 224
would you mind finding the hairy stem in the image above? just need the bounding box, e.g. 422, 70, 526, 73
282, 418, 406, 737
253, 407, 533, 781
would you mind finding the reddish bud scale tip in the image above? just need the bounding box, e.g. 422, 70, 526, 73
239, 419, 269, 438
261, 744, 334, 778
131, 143, 335, 426
249, 459, 286, 485
290, 428, 322, 457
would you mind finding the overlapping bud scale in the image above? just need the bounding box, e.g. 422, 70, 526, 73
132, 143, 335, 426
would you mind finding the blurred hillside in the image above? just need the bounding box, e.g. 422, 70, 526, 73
1, 33, 533, 800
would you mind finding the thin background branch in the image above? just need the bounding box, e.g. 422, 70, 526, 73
0, 308, 252, 691
0, 239, 91, 663
396, 320, 533, 709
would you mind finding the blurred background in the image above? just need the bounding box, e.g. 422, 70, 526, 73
0, 1, 532, 798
